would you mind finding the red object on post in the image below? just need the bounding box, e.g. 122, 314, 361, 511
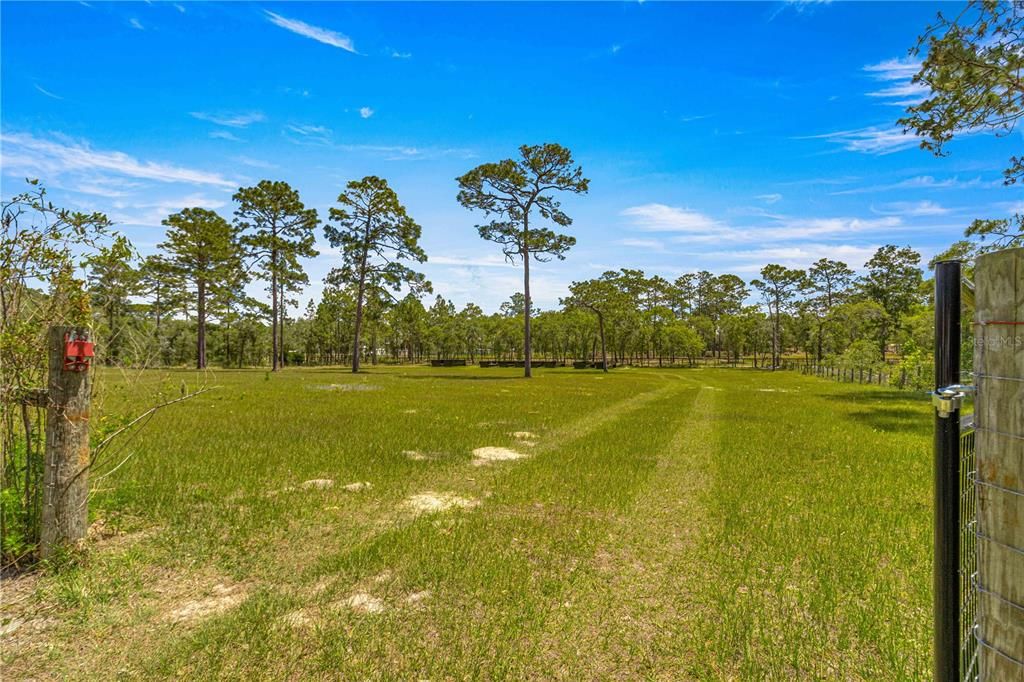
63, 331, 94, 372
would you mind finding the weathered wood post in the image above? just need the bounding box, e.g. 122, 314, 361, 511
973, 247, 1024, 680
40, 325, 92, 559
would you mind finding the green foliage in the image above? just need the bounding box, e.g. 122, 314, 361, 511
324, 176, 430, 372
901, 1, 1023, 251
159, 207, 246, 369
233, 180, 320, 370
457, 143, 589, 376
2, 180, 113, 563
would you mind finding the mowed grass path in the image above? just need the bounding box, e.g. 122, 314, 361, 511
1, 367, 933, 679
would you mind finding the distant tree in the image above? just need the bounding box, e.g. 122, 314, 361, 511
858, 245, 923, 358
82, 235, 139, 364
159, 208, 245, 369
138, 254, 182, 338
807, 258, 854, 361
233, 180, 319, 372
562, 275, 622, 371
456, 143, 589, 378
751, 264, 807, 369
324, 176, 429, 373
902, 1, 1023, 249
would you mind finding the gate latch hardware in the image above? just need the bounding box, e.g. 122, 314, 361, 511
932, 384, 975, 418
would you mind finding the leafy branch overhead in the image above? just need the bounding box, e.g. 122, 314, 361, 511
901, 0, 1023, 251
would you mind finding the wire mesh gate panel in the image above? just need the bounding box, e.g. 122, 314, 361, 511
959, 416, 978, 682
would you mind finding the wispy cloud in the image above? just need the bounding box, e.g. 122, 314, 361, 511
800, 125, 918, 155
235, 155, 278, 170
391, 50, 412, 59
756, 193, 783, 204
265, 10, 358, 54
616, 238, 667, 252
621, 202, 905, 245
864, 57, 927, 106
109, 193, 230, 227
430, 254, 515, 268
872, 200, 950, 217
209, 130, 243, 142
620, 204, 723, 233
0, 131, 236, 188
830, 174, 1002, 195
190, 111, 265, 128
173, 3, 185, 12
359, 106, 375, 119
34, 84, 63, 100
129, 17, 144, 30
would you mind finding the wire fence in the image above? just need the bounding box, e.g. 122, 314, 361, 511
959, 416, 979, 682
780, 361, 932, 389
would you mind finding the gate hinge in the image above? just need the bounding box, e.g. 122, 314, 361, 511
933, 384, 975, 418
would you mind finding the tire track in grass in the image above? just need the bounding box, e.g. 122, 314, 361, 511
131, 375, 696, 678
530, 385, 719, 680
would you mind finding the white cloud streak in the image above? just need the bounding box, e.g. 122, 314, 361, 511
0, 131, 236, 188
34, 84, 63, 100
190, 111, 265, 128
265, 11, 358, 54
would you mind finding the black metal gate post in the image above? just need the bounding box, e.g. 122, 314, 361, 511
933, 260, 962, 682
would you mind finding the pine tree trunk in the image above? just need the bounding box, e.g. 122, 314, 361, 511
271, 247, 279, 372
197, 279, 207, 369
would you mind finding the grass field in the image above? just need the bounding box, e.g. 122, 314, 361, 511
1, 365, 934, 680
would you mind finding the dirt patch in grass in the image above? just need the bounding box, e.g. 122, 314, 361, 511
165, 582, 248, 625
309, 384, 381, 392
404, 491, 480, 514
338, 592, 386, 614
300, 479, 335, 490
343, 481, 372, 492
472, 446, 527, 465
404, 590, 431, 606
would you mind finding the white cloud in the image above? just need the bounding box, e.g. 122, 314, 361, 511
831, 175, 1001, 195
34, 84, 63, 100
391, 50, 412, 59
359, 106, 374, 119
864, 57, 927, 106
173, 3, 185, 12
872, 200, 950, 217
622, 202, 905, 246
0, 131, 236, 188
620, 204, 723, 232
109, 193, 229, 227
702, 244, 880, 273
802, 125, 918, 154
616, 238, 667, 252
752, 216, 901, 241
190, 111, 265, 128
863, 57, 920, 81
235, 155, 278, 170
129, 17, 144, 30
265, 10, 358, 54
430, 254, 515, 268
755, 193, 783, 204
209, 130, 243, 142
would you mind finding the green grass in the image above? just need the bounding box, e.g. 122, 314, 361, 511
1, 366, 934, 679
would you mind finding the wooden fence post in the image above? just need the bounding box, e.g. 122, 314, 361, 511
973, 247, 1024, 680
40, 326, 92, 559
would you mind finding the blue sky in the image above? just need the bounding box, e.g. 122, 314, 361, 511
2, 1, 1020, 313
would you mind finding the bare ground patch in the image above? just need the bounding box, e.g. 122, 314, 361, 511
471, 446, 527, 466
164, 582, 249, 625
404, 491, 480, 514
